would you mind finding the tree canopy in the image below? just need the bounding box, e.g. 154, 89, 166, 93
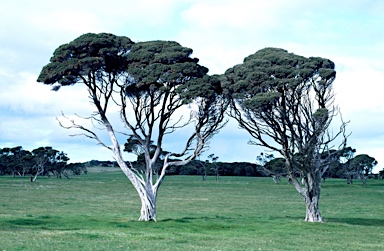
37, 33, 133, 89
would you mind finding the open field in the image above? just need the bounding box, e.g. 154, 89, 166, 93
1, 170, 383, 250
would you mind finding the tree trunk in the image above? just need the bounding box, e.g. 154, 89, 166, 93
304, 193, 322, 222
303, 174, 323, 222
138, 189, 157, 221
32, 166, 44, 182
346, 175, 353, 184
291, 172, 323, 222
360, 175, 367, 186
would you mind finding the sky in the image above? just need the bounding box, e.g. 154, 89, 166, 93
1, 0, 383, 172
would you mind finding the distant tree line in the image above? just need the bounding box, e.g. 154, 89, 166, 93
75, 146, 382, 183
0, 146, 86, 181
2, 146, 379, 184
83, 157, 265, 178
132, 150, 380, 183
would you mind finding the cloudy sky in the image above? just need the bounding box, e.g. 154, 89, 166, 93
1, 0, 383, 172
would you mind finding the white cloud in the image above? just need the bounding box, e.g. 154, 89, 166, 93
30, 10, 103, 36
335, 70, 384, 115
0, 72, 93, 116
181, 1, 294, 30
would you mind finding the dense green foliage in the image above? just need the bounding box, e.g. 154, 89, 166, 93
37, 33, 133, 88
222, 48, 335, 109
1, 172, 383, 250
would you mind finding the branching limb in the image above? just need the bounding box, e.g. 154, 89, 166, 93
57, 112, 112, 150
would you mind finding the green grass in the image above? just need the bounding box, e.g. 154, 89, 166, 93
1, 171, 383, 250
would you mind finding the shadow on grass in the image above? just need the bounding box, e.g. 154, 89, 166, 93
4, 215, 81, 231
7, 218, 46, 226
326, 217, 384, 226
161, 215, 233, 223
268, 215, 303, 221
366, 183, 384, 187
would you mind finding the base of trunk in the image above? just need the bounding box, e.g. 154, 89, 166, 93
138, 211, 156, 221
138, 196, 157, 222
305, 203, 323, 222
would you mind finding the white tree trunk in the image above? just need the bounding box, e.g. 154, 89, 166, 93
100, 106, 207, 222
304, 174, 323, 222
138, 188, 157, 221
304, 192, 322, 222
291, 172, 323, 222
32, 165, 44, 182
104, 120, 161, 221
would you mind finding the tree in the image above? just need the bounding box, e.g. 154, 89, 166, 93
196, 157, 209, 181
207, 154, 220, 181
9, 147, 25, 177
50, 151, 70, 178
30, 147, 69, 182
0, 148, 11, 175
37, 33, 228, 221
222, 48, 347, 222
0, 147, 32, 177
379, 168, 384, 180
66, 162, 87, 176
338, 146, 356, 184
0, 147, 14, 176
348, 154, 377, 185
257, 153, 286, 183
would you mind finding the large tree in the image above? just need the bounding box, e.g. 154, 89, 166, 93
222, 48, 347, 222
37, 33, 227, 221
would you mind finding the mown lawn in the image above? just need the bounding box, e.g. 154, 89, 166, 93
1, 170, 383, 250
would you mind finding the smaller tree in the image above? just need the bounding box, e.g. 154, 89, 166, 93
338, 147, 356, 184
2, 147, 32, 177
0, 148, 11, 175
208, 154, 220, 181
222, 48, 347, 222
349, 154, 377, 185
378, 168, 384, 180
50, 151, 70, 178
196, 157, 209, 181
257, 153, 287, 183
66, 162, 87, 176
30, 147, 69, 182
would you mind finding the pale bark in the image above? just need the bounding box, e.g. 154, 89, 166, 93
106, 123, 156, 221
102, 114, 209, 221
291, 174, 323, 222
360, 174, 368, 186
305, 195, 322, 222
62, 96, 214, 221
139, 187, 157, 221
32, 165, 44, 182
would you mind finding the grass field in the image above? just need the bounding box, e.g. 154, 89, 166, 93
1, 169, 383, 250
